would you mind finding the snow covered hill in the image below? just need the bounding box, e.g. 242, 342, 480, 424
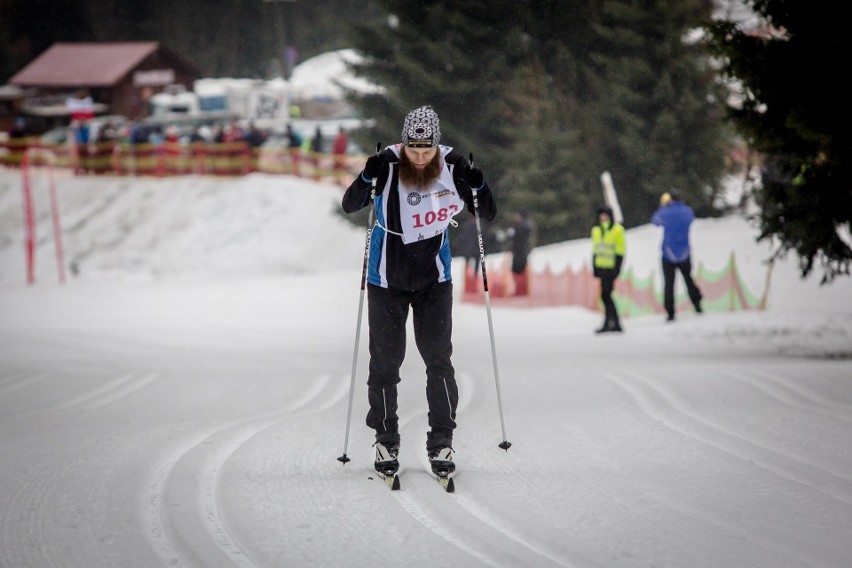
0, 169, 363, 282
1, 167, 851, 568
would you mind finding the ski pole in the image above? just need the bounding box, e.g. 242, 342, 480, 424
338, 143, 381, 465
469, 153, 512, 451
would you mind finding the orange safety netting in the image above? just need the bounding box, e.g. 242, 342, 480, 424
462, 252, 772, 315
0, 138, 361, 185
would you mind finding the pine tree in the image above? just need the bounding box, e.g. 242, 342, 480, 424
706, 0, 852, 283
347, 0, 519, 159
583, 0, 730, 226
497, 55, 592, 245
495, 1, 605, 243
345, 1, 730, 244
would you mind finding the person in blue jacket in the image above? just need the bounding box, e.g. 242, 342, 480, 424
651, 190, 703, 321
341, 105, 497, 479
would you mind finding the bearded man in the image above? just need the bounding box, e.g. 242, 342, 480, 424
341, 105, 497, 482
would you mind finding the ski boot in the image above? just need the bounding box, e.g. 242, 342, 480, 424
373, 441, 399, 477
428, 446, 455, 478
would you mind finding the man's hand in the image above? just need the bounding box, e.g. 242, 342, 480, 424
364, 154, 386, 179
459, 165, 484, 189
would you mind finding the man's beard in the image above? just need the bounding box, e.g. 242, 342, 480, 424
399, 150, 442, 188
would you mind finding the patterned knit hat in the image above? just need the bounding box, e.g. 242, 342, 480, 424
401, 106, 441, 147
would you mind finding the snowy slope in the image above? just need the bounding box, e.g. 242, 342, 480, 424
1, 167, 851, 568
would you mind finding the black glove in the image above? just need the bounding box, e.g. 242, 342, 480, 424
457, 165, 484, 189
614, 255, 624, 275
363, 154, 386, 179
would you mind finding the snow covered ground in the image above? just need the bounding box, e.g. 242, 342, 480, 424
1, 167, 851, 568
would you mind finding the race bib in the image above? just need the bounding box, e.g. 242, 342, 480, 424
394, 146, 466, 244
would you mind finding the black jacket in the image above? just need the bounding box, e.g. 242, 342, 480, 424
342, 146, 497, 291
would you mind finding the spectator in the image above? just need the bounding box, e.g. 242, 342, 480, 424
332, 126, 349, 184
309, 125, 324, 179
92, 121, 118, 175
129, 122, 151, 145
310, 125, 323, 153
72, 119, 91, 174
591, 205, 625, 333
651, 190, 703, 321
9, 117, 28, 139
148, 126, 164, 147
506, 208, 535, 296
189, 126, 209, 174
212, 124, 225, 144
286, 123, 303, 176
222, 120, 245, 143
96, 121, 118, 144
164, 124, 180, 144
244, 122, 267, 148
158, 125, 181, 174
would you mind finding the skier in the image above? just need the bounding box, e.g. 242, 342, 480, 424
331, 126, 349, 184
341, 105, 497, 479
651, 190, 703, 321
591, 205, 625, 333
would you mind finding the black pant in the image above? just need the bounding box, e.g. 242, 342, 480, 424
366, 281, 457, 444
662, 259, 702, 318
466, 256, 480, 272
598, 273, 620, 327
511, 253, 528, 274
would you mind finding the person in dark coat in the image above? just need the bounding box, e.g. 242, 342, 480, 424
309, 126, 324, 179
651, 190, 703, 321
341, 105, 497, 479
507, 208, 534, 296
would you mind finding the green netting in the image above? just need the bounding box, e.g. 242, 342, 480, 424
612, 252, 768, 315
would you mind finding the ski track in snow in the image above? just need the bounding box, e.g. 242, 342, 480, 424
142, 418, 275, 568
0, 371, 160, 418
6, 334, 847, 567
2, 455, 75, 568
373, 370, 578, 568
603, 370, 852, 505
4, 168, 852, 566
598, 370, 848, 567
52, 372, 161, 413
141, 372, 346, 568
727, 368, 852, 424
392, 485, 506, 568
384, 465, 573, 568
0, 369, 163, 567
0, 371, 47, 396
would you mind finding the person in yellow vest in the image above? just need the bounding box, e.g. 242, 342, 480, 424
591, 205, 626, 333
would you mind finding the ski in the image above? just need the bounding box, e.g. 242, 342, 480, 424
435, 473, 455, 493
429, 448, 455, 492
378, 471, 401, 490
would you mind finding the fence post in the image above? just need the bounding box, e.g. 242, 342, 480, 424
21, 151, 36, 285
46, 163, 66, 284
758, 259, 774, 310
728, 251, 737, 311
